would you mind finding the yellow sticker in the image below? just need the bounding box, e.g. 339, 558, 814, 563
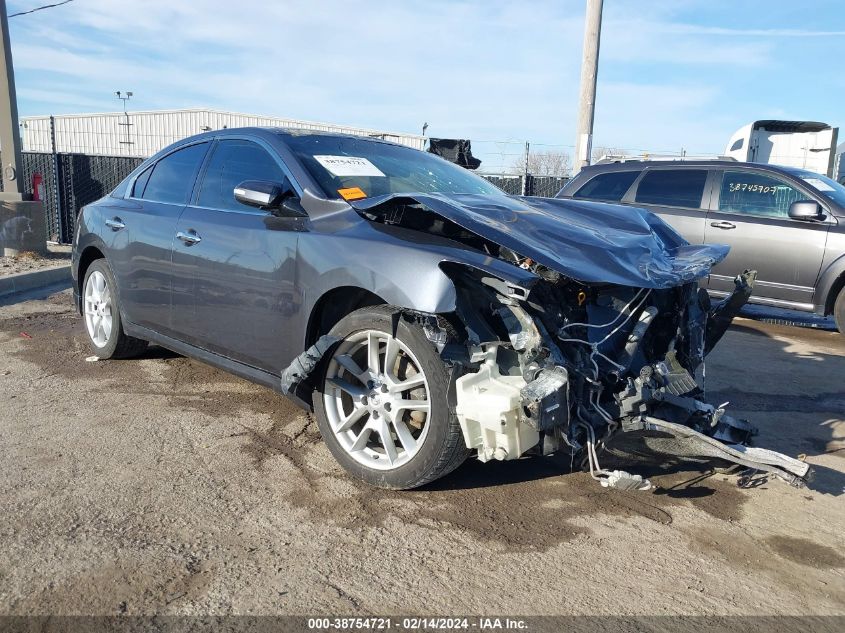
338, 186, 367, 201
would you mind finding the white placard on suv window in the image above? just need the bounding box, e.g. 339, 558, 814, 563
314, 155, 386, 178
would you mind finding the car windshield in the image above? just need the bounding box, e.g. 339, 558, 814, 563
283, 133, 504, 201
786, 168, 845, 207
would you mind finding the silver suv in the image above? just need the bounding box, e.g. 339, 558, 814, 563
557, 160, 845, 334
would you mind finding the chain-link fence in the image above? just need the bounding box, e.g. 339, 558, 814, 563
9, 152, 143, 243
57, 154, 143, 242
478, 174, 569, 197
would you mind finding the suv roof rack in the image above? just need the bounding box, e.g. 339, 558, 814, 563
593, 154, 737, 164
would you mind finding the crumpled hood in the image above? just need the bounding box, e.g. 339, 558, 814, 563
350, 193, 729, 289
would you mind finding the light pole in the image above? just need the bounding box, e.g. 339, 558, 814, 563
574, 0, 603, 172
115, 90, 133, 152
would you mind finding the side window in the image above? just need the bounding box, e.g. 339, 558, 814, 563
718, 171, 805, 218
573, 171, 640, 202
197, 139, 285, 211
635, 169, 708, 208
141, 143, 208, 204
131, 165, 153, 198
729, 138, 744, 152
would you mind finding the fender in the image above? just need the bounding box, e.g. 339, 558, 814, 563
71, 212, 110, 314
299, 246, 540, 337
814, 251, 845, 314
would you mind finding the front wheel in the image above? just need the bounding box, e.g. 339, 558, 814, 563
313, 306, 468, 489
835, 286, 845, 335
82, 259, 148, 359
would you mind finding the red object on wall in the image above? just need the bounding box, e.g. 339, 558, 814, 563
31, 172, 44, 202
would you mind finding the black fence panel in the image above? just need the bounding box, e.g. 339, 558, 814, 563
479, 174, 569, 197
480, 174, 523, 195
22, 153, 61, 241
529, 175, 569, 197
7, 152, 142, 243
57, 154, 143, 242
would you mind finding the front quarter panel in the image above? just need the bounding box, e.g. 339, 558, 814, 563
292, 214, 537, 353
815, 217, 845, 313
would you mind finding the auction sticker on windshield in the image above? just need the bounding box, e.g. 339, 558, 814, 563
315, 155, 386, 177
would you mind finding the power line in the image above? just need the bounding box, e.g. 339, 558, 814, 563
9, 0, 74, 18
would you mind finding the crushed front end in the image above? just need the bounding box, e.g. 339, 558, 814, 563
445, 267, 810, 489
326, 192, 813, 490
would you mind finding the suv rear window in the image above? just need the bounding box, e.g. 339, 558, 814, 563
635, 169, 708, 208
573, 170, 640, 202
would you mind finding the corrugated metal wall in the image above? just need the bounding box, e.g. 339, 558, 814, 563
21, 109, 427, 157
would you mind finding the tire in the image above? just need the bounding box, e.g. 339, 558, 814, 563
313, 305, 468, 489
81, 259, 148, 359
835, 286, 845, 335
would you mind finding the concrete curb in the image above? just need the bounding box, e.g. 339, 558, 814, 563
0, 265, 72, 297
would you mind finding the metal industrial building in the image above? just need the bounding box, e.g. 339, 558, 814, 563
20, 108, 427, 157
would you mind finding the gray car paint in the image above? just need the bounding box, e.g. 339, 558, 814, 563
71, 129, 725, 387
558, 160, 845, 315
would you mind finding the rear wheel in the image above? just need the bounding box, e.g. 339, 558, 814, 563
835, 286, 845, 335
313, 306, 468, 489
82, 259, 148, 359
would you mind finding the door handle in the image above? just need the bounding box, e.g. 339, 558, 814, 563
105, 217, 125, 231
176, 230, 202, 246
710, 221, 736, 230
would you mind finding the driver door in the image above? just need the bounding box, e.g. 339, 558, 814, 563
705, 169, 831, 307
170, 138, 304, 373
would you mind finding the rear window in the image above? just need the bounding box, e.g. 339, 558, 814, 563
573, 170, 640, 202
141, 142, 208, 205
634, 169, 708, 208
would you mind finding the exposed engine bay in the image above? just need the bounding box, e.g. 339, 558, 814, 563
284, 194, 812, 490
442, 265, 809, 489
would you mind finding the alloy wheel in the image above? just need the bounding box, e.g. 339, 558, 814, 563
84, 270, 113, 348
323, 329, 431, 470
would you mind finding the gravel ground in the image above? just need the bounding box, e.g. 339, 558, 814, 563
0, 289, 843, 617
0, 245, 71, 276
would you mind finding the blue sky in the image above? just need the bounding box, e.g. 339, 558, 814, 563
7, 0, 845, 171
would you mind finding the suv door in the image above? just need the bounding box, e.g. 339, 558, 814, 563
170, 138, 303, 373
629, 167, 711, 244
108, 141, 209, 335
705, 169, 832, 308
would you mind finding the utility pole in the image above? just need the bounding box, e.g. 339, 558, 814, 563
0, 0, 46, 254
574, 0, 603, 173
0, 0, 23, 195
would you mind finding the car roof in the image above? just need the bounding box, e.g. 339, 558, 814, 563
580, 159, 801, 176
223, 126, 408, 147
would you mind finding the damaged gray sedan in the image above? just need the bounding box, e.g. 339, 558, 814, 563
72, 128, 810, 490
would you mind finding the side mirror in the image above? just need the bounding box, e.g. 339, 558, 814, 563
234, 180, 287, 209
234, 178, 306, 218
788, 200, 824, 221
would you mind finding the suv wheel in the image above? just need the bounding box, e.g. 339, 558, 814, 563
313, 306, 468, 489
835, 286, 845, 335
82, 259, 148, 359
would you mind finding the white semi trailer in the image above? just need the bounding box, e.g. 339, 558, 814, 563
724, 120, 839, 177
